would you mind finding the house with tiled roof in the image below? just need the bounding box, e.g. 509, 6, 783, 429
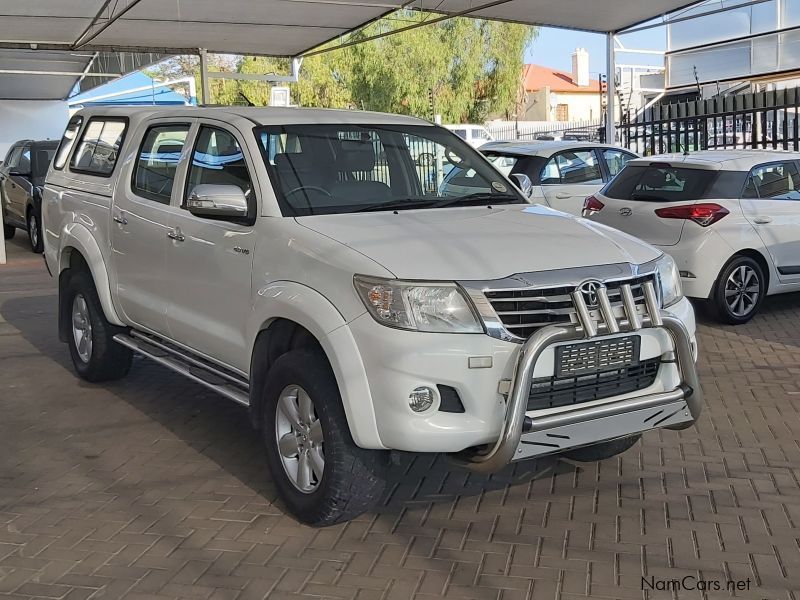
519, 49, 602, 122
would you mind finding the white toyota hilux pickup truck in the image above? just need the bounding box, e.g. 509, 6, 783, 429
43, 106, 703, 526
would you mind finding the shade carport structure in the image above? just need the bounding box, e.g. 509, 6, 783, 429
0, 0, 706, 264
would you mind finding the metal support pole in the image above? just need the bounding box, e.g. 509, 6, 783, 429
199, 48, 211, 105
606, 32, 616, 144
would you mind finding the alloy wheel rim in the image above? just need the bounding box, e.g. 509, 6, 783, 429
725, 265, 759, 317
71, 294, 93, 363
29, 215, 38, 247
275, 384, 324, 493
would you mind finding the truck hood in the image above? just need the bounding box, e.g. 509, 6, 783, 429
296, 204, 662, 280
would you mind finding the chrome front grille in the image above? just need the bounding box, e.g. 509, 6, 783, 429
483, 275, 655, 340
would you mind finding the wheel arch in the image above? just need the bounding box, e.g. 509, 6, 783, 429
246, 282, 383, 449
732, 248, 772, 293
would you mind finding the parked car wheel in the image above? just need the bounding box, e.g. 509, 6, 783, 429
27, 208, 43, 253
3, 223, 14, 240
65, 271, 132, 382
707, 255, 765, 325
562, 434, 640, 462
261, 349, 388, 526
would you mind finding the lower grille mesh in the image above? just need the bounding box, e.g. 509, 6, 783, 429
528, 358, 660, 411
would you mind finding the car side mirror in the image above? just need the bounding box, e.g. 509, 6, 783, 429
509, 173, 533, 199
186, 184, 248, 218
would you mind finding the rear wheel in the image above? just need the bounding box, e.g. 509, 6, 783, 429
563, 434, 640, 462
261, 349, 388, 526
707, 255, 765, 324
3, 223, 14, 239
27, 208, 43, 253
64, 271, 132, 382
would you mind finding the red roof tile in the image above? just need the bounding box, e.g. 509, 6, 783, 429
523, 64, 600, 93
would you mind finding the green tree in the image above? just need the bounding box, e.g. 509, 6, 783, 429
148, 11, 535, 120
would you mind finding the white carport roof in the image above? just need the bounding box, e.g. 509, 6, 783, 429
0, 0, 702, 100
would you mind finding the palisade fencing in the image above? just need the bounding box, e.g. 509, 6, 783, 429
487, 120, 603, 142
620, 87, 800, 155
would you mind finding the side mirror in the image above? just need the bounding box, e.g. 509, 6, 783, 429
186, 184, 248, 218
509, 173, 533, 199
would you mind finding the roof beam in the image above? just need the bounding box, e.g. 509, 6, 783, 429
0, 69, 120, 77
74, 0, 147, 50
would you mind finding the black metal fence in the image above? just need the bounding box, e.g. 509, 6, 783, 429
620, 87, 800, 155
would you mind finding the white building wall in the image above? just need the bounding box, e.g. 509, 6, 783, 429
0, 101, 69, 158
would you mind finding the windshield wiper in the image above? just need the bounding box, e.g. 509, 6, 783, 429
353, 197, 441, 213
430, 193, 522, 209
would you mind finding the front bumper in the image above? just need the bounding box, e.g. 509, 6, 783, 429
454, 281, 703, 472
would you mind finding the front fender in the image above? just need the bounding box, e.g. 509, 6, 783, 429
58, 222, 124, 326
247, 281, 384, 449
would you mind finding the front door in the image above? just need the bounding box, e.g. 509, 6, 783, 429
111, 119, 193, 334
740, 160, 800, 283
1, 144, 32, 227
165, 123, 257, 371
540, 148, 605, 215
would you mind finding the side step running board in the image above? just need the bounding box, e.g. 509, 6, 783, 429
113, 333, 250, 406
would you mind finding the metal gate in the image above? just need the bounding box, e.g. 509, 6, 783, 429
620, 87, 800, 155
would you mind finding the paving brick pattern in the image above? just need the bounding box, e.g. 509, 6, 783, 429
2, 236, 800, 599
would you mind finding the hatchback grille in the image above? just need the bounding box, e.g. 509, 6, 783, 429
528, 357, 660, 411
484, 275, 655, 339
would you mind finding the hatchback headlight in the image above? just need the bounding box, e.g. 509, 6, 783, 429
354, 275, 483, 333
655, 254, 682, 308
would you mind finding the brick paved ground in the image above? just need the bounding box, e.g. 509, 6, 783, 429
2, 234, 800, 600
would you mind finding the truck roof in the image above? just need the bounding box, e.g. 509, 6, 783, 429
68, 105, 434, 127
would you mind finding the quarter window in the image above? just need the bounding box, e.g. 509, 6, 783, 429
186, 126, 253, 208
71, 118, 127, 176
54, 116, 82, 170
743, 162, 800, 200
541, 150, 603, 185
132, 124, 190, 204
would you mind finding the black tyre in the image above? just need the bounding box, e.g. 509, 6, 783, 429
706, 255, 765, 325
27, 208, 43, 253
562, 434, 640, 462
64, 271, 132, 382
261, 349, 388, 526
3, 223, 14, 240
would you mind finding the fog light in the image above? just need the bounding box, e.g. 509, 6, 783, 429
409, 386, 435, 412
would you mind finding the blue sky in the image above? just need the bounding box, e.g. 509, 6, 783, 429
525, 26, 667, 76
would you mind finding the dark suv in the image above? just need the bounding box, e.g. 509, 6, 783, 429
1, 139, 59, 252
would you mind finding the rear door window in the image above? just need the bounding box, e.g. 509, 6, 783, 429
132, 124, 191, 204
541, 150, 603, 185
743, 162, 800, 200
603, 165, 717, 201
71, 118, 128, 177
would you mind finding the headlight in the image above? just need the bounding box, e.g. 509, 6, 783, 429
353, 275, 483, 333
655, 254, 682, 308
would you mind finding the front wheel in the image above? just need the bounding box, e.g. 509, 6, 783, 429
707, 255, 765, 324
64, 271, 133, 382
261, 350, 388, 526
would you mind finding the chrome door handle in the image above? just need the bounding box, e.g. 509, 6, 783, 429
113, 214, 128, 225
555, 192, 571, 199
753, 216, 772, 224
167, 228, 185, 242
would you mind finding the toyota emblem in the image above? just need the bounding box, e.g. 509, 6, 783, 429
619, 207, 633, 216
578, 280, 603, 308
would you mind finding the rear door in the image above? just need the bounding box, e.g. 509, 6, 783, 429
740, 160, 800, 282
592, 163, 721, 246
111, 118, 191, 335
540, 148, 605, 214
3, 144, 33, 226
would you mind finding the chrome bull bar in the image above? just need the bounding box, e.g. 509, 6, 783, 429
456, 281, 703, 473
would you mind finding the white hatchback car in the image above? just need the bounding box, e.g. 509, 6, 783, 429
584, 150, 800, 323
441, 141, 637, 214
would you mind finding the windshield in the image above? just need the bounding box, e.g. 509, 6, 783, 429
255, 124, 523, 216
